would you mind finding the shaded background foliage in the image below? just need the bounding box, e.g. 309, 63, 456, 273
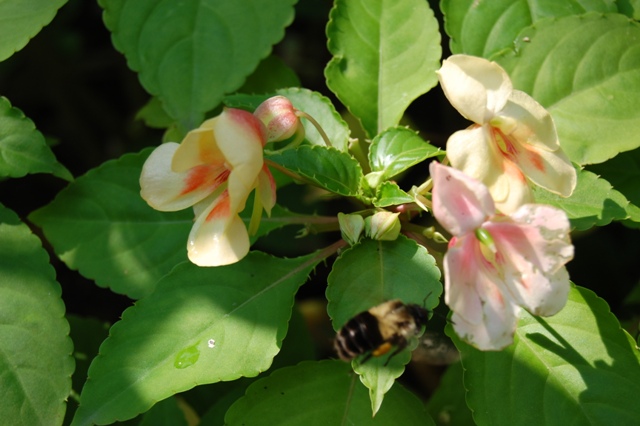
0, 0, 638, 393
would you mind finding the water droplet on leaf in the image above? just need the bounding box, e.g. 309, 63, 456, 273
174, 344, 200, 369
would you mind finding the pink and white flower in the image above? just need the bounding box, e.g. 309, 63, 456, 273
430, 162, 573, 350
140, 107, 276, 267
437, 54, 576, 213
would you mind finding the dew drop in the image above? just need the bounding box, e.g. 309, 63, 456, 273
174, 344, 200, 369
208, 339, 216, 348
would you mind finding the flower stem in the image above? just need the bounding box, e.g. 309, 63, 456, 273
296, 111, 333, 148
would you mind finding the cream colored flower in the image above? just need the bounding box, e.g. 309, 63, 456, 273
140, 108, 275, 267
438, 54, 576, 213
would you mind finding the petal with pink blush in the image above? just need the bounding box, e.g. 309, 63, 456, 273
187, 194, 250, 267
430, 162, 494, 236
451, 294, 520, 351
443, 236, 485, 324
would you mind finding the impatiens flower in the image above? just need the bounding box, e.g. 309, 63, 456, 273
437, 54, 576, 213
430, 162, 573, 350
140, 107, 276, 267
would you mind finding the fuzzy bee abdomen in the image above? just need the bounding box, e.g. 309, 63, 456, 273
334, 311, 383, 360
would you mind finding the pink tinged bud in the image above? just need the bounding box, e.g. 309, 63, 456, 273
253, 96, 304, 143
431, 162, 573, 350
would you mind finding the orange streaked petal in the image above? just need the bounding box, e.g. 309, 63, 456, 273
140, 143, 225, 211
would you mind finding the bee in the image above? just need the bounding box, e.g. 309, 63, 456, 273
334, 299, 431, 365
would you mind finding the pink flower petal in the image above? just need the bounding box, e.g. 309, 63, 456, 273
430, 162, 495, 236
487, 205, 573, 315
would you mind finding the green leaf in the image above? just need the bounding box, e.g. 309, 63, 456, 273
0, 204, 74, 425
325, 0, 441, 137
267, 145, 364, 196
225, 88, 351, 151
618, 0, 640, 19
224, 360, 434, 425
366, 127, 441, 188
29, 149, 191, 299
441, 0, 616, 58
451, 285, 640, 426
66, 315, 110, 422
0, 0, 68, 61
139, 397, 188, 426
373, 181, 414, 208
136, 97, 174, 130
588, 146, 640, 210
238, 55, 301, 94
0, 97, 72, 180
326, 236, 442, 413
495, 13, 640, 165
29, 148, 302, 299
99, 0, 296, 129
426, 362, 474, 426
533, 168, 638, 230
71, 251, 320, 426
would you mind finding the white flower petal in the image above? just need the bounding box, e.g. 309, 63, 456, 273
140, 142, 224, 211
438, 55, 512, 124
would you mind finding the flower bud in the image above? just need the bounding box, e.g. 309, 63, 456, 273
365, 211, 401, 241
253, 96, 304, 143
338, 212, 365, 245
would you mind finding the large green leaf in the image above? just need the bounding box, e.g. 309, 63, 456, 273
224, 360, 434, 425
451, 285, 640, 426
588, 147, 640, 210
326, 236, 443, 414
441, 0, 616, 57
533, 168, 640, 230
426, 362, 474, 426
0, 0, 67, 61
266, 145, 364, 197
29, 149, 191, 299
325, 0, 441, 137
366, 127, 441, 188
225, 88, 351, 151
29, 148, 302, 299
99, 0, 296, 129
0, 204, 74, 425
71, 251, 320, 426
496, 13, 640, 165
0, 97, 72, 181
